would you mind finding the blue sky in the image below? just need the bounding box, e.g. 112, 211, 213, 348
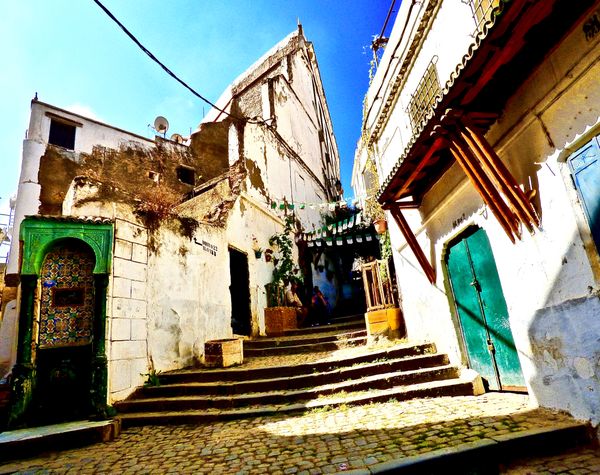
0, 1, 394, 215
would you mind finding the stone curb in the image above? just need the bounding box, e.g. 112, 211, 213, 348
0, 419, 121, 462
362, 422, 590, 474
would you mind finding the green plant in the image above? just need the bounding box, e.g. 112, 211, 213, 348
141, 369, 162, 387
269, 215, 302, 286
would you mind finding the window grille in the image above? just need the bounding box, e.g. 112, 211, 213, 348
469, 0, 501, 34
407, 57, 441, 130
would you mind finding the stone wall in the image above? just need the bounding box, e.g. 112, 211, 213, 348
108, 218, 150, 403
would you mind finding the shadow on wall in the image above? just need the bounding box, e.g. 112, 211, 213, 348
527, 226, 600, 427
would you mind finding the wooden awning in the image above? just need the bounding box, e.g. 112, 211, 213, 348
378, 0, 598, 283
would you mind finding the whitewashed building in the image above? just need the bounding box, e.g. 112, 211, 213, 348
354, 0, 600, 426
1, 26, 341, 425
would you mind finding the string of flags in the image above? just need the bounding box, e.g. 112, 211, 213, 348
268, 193, 371, 212
267, 195, 382, 248
300, 212, 363, 242
306, 232, 380, 248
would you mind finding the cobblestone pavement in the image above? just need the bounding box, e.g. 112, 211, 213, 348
0, 392, 586, 474
502, 445, 600, 474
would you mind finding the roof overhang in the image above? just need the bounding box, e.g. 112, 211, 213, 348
378, 0, 599, 205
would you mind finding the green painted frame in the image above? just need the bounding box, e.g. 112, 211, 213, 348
9, 217, 114, 427
20, 217, 113, 275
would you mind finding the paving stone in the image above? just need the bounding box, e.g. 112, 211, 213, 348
1, 386, 595, 474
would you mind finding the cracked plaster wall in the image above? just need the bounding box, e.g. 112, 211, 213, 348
372, 8, 600, 425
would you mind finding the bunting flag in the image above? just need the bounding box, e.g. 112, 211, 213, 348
304, 232, 378, 248
267, 192, 372, 214
300, 212, 366, 243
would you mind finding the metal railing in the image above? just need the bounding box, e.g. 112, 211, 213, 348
468, 0, 501, 35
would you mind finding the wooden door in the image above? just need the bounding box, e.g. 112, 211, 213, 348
446, 227, 525, 390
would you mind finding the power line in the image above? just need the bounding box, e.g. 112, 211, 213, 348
91, 0, 265, 125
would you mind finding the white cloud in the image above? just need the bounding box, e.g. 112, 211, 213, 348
64, 103, 102, 122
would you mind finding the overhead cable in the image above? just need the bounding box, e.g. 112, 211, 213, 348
91, 0, 265, 125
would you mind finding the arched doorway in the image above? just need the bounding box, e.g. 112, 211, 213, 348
9, 216, 113, 428
34, 239, 96, 422
445, 226, 526, 391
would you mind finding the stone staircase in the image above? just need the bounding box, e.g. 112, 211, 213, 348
115, 314, 483, 427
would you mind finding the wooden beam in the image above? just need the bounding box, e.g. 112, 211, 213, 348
388, 204, 436, 284
388, 137, 448, 202
462, 121, 539, 230
448, 136, 519, 242
393, 200, 421, 209
461, 1, 555, 105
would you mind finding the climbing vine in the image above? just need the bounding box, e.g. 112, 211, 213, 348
268, 215, 302, 286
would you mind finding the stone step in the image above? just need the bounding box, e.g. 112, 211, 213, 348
117, 370, 482, 427
158, 343, 438, 384
114, 364, 460, 413
243, 335, 367, 357
328, 313, 365, 324
282, 319, 365, 336
132, 353, 450, 398
244, 329, 367, 349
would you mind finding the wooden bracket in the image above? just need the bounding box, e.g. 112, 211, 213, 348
388, 204, 436, 284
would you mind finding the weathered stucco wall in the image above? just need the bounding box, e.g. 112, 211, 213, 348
8, 101, 198, 274
374, 9, 600, 424
3, 26, 343, 404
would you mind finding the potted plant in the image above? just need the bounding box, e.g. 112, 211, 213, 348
264, 215, 304, 335
252, 236, 263, 258
373, 218, 387, 234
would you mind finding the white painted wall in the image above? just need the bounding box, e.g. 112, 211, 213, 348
3, 27, 342, 404
355, 1, 600, 426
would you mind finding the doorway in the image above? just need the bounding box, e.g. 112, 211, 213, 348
35, 239, 96, 422
445, 226, 525, 391
229, 247, 251, 335
568, 137, 600, 250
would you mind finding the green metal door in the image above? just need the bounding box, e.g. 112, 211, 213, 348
446, 227, 525, 390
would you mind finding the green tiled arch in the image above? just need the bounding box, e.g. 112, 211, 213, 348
20, 217, 114, 275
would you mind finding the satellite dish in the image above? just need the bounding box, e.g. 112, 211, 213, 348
170, 133, 184, 144
153, 116, 169, 136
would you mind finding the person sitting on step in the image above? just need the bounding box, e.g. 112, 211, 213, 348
285, 281, 308, 327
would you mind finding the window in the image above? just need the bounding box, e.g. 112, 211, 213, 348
471, 0, 501, 33
148, 171, 160, 183
407, 57, 441, 131
49, 119, 76, 150
176, 165, 196, 186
